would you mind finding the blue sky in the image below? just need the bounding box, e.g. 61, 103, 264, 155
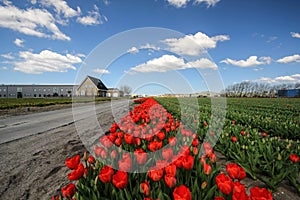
0, 0, 300, 95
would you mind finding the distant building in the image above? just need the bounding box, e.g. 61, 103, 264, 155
76, 76, 107, 97
0, 84, 74, 98
277, 89, 300, 98
106, 88, 124, 97
0, 75, 124, 98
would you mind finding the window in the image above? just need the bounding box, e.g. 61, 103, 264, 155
90, 85, 93, 88
39, 94, 41, 97
84, 85, 87, 88
43, 89, 46, 92
61, 88, 64, 91
3, 89, 6, 92
3, 94, 6, 97
0, 94, 1, 97
34, 88, 37, 91
0, 89, 2, 92
34, 94, 36, 97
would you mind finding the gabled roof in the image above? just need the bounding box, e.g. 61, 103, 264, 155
77, 76, 108, 91
87, 76, 107, 90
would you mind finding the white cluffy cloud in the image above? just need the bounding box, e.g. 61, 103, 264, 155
291, 32, 300, 39
220, 56, 271, 67
129, 54, 217, 73
1, 52, 14, 59
14, 38, 24, 47
13, 50, 82, 74
167, 0, 190, 8
194, 0, 220, 7
276, 54, 300, 63
167, 0, 220, 8
0, 1, 106, 40
162, 32, 229, 56
77, 5, 106, 25
127, 43, 161, 54
255, 74, 300, 84
40, 0, 80, 18
93, 68, 110, 74
0, 3, 70, 40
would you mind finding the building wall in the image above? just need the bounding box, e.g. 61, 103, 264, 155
0, 85, 74, 98
278, 89, 300, 98
77, 78, 103, 97
106, 89, 123, 97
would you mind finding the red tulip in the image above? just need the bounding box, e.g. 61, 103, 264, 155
162, 148, 173, 161
61, 183, 76, 198
118, 154, 132, 171
173, 185, 192, 200
124, 133, 134, 144
99, 165, 114, 183
250, 187, 272, 200
182, 155, 194, 170
87, 155, 95, 164
65, 155, 80, 170
214, 197, 225, 200
157, 131, 166, 141
232, 136, 237, 142
165, 164, 177, 177
68, 163, 84, 180
192, 138, 199, 147
226, 163, 246, 180
148, 167, 164, 182
112, 171, 128, 189
168, 137, 177, 146
140, 180, 150, 196
232, 182, 249, 200
204, 164, 212, 175
100, 136, 113, 148
290, 154, 300, 163
164, 174, 176, 188
216, 173, 233, 195
134, 148, 147, 165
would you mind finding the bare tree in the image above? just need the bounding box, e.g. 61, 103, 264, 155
119, 85, 132, 96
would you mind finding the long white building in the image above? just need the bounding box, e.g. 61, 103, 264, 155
0, 84, 75, 98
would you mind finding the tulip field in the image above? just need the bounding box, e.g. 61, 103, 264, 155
53, 97, 300, 200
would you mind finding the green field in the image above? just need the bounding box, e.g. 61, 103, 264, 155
0, 97, 114, 110
154, 97, 300, 191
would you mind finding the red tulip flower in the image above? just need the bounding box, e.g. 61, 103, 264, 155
112, 171, 128, 189
61, 183, 76, 198
99, 165, 114, 183
173, 185, 192, 200
65, 155, 80, 170
250, 187, 272, 200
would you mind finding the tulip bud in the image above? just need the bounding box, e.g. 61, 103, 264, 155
201, 181, 207, 189
83, 151, 88, 162
277, 154, 282, 161
95, 160, 100, 169
225, 132, 229, 137
94, 175, 98, 185
251, 141, 254, 145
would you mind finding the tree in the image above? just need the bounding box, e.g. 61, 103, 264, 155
119, 85, 132, 96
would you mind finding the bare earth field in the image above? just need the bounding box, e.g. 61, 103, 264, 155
0, 100, 299, 200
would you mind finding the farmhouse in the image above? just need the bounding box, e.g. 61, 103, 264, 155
76, 76, 108, 97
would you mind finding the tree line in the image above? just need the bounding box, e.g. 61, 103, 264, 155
224, 81, 300, 98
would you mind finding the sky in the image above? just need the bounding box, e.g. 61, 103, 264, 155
0, 0, 300, 95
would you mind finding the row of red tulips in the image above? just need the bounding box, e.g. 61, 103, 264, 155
52, 98, 273, 200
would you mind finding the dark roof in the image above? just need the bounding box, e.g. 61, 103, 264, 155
87, 76, 107, 90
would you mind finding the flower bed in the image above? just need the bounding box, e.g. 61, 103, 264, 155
53, 98, 274, 200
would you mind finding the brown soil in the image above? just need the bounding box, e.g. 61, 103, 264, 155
0, 104, 299, 200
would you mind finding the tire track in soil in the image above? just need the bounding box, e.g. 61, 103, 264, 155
0, 100, 130, 200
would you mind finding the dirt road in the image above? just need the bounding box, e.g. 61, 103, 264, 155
0, 100, 130, 199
